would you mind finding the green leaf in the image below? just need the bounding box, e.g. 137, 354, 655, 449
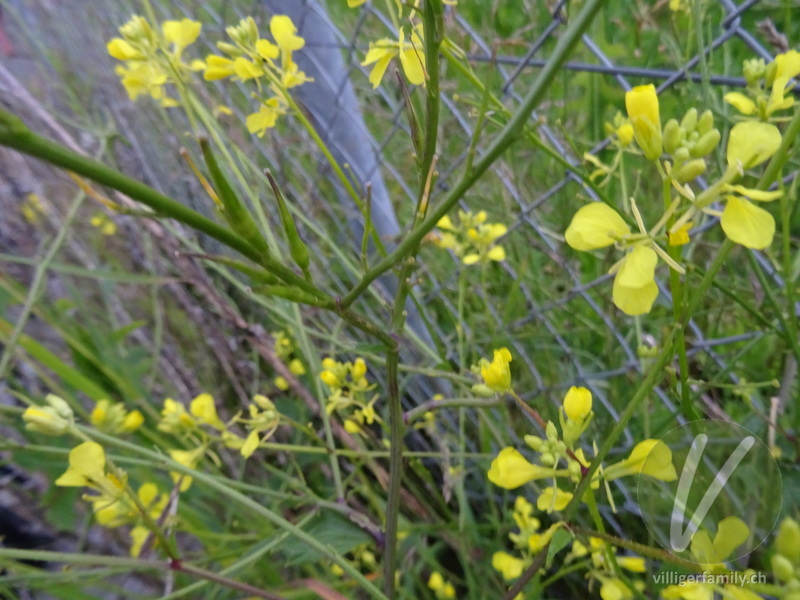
545, 528, 573, 568
278, 512, 372, 565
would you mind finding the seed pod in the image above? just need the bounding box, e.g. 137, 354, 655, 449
265, 171, 311, 276
199, 137, 270, 259
252, 285, 326, 307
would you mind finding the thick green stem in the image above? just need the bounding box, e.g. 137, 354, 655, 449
340, 0, 608, 308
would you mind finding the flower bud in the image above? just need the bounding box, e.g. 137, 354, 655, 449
674, 147, 690, 163
697, 109, 714, 135
45, 394, 73, 419
777, 517, 800, 563
673, 158, 706, 183
625, 84, 662, 161
471, 383, 495, 398
690, 129, 721, 158
23, 406, 70, 436
663, 119, 682, 154
743, 58, 766, 85
320, 370, 340, 388
539, 452, 555, 466
216, 41, 242, 56
352, 358, 367, 380
773, 554, 796, 582
680, 108, 698, 133
524, 435, 544, 451
545, 421, 558, 442
563, 386, 592, 422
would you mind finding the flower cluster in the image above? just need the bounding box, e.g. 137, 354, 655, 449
433, 211, 508, 266
202, 16, 310, 136
319, 357, 379, 435
487, 387, 676, 505
272, 330, 306, 391
90, 399, 144, 435
158, 392, 282, 460
107, 15, 202, 106
22, 394, 75, 436
427, 571, 456, 599
725, 51, 800, 121
564, 536, 646, 600
567, 78, 786, 315
55, 441, 170, 557
473, 347, 513, 395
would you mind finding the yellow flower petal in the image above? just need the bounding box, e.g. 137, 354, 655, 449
616, 246, 657, 289
612, 276, 658, 316
536, 486, 573, 512
625, 84, 662, 160
726, 121, 782, 169
270, 15, 305, 53
720, 195, 775, 249
107, 38, 143, 61
487, 245, 506, 262
487, 447, 550, 489
203, 55, 235, 80
492, 551, 527, 581
563, 386, 592, 421
774, 50, 800, 81
162, 19, 201, 55
723, 92, 756, 115
399, 47, 425, 86
256, 39, 279, 61
565, 203, 630, 251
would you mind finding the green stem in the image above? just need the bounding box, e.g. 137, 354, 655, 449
340, 0, 608, 308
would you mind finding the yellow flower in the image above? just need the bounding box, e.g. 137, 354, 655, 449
158, 398, 196, 433
487, 447, 551, 489
690, 517, 750, 564
270, 15, 305, 55
169, 447, 204, 491
480, 347, 513, 392
611, 245, 659, 316
246, 98, 285, 137
616, 123, 634, 147
775, 517, 800, 563
162, 19, 201, 57
604, 439, 677, 481
536, 486, 573, 512
189, 393, 225, 429
288, 358, 306, 375
361, 27, 425, 88
492, 551, 527, 581
203, 55, 236, 80
625, 84, 662, 160
598, 577, 635, 600
122, 410, 144, 432
116, 61, 167, 101
55, 442, 125, 498
348, 0, 367, 6
90, 213, 117, 235
130, 525, 150, 557
565, 203, 630, 251
90, 399, 143, 434
107, 38, 144, 61
233, 57, 263, 80
427, 571, 456, 599
274, 376, 290, 390
669, 223, 692, 246
562, 386, 592, 422
726, 121, 781, 170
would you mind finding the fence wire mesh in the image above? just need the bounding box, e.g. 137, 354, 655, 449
1, 0, 795, 540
